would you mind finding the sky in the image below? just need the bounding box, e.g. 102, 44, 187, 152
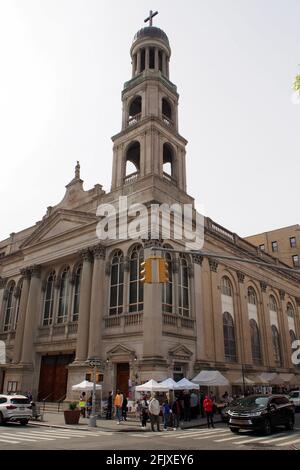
0, 0, 299, 241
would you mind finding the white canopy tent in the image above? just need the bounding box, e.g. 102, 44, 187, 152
135, 379, 169, 392
232, 376, 255, 385
176, 378, 200, 390
159, 378, 180, 390
192, 370, 229, 386
258, 373, 285, 385
72, 380, 102, 391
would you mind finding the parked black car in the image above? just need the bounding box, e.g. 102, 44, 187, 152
227, 394, 294, 435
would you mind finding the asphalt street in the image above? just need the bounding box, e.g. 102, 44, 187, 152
0, 413, 300, 450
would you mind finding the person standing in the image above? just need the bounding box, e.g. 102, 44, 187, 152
114, 389, 123, 424
203, 395, 214, 428
122, 395, 128, 421
171, 396, 182, 430
190, 391, 198, 419
148, 394, 161, 432
79, 392, 86, 418
106, 391, 113, 420
140, 395, 149, 429
162, 400, 171, 431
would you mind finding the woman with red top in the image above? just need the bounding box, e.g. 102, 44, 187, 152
203, 395, 215, 428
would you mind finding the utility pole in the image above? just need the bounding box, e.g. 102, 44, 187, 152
88, 358, 103, 428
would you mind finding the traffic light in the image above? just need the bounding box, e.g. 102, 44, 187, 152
140, 258, 152, 283
158, 258, 169, 283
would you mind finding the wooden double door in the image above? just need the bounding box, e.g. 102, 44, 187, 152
38, 354, 74, 401
116, 363, 130, 396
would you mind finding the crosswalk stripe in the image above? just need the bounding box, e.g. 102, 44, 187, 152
31, 430, 89, 437
277, 437, 300, 447
162, 430, 217, 438
0, 437, 21, 444
214, 435, 249, 443
0, 433, 38, 442
257, 433, 297, 444
194, 431, 228, 440
235, 432, 290, 445
12, 432, 55, 441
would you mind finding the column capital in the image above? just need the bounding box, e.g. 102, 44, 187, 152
208, 258, 218, 272
237, 271, 245, 283
143, 238, 163, 249
260, 281, 267, 292
79, 248, 93, 263
92, 244, 106, 260
28, 265, 41, 278
0, 277, 7, 289
20, 268, 31, 280
279, 289, 285, 301
192, 254, 203, 266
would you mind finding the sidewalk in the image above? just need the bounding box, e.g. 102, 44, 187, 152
30, 413, 222, 432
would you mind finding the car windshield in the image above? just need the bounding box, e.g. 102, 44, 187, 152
10, 398, 31, 405
289, 392, 300, 398
238, 396, 269, 408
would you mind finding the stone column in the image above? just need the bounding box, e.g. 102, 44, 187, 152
88, 244, 106, 360
13, 269, 31, 364
154, 48, 159, 70
141, 241, 167, 375
200, 258, 215, 361
236, 272, 252, 366
145, 47, 150, 69
278, 290, 292, 368
166, 58, 169, 78
122, 256, 130, 313
208, 259, 224, 363
20, 265, 42, 364
260, 282, 275, 367
137, 50, 141, 74
192, 255, 206, 361
162, 53, 167, 76
75, 249, 93, 362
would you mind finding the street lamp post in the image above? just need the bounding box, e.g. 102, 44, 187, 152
88, 358, 102, 428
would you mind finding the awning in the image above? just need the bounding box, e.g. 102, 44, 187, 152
192, 370, 229, 386
258, 373, 278, 384
231, 376, 255, 385
135, 379, 169, 392
72, 380, 102, 391
176, 378, 200, 390
159, 378, 180, 390
279, 373, 295, 383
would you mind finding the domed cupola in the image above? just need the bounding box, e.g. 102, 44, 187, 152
130, 11, 171, 79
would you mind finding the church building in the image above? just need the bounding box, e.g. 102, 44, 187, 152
1, 19, 300, 401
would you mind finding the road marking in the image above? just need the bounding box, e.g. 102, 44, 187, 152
194, 431, 228, 440
12, 432, 55, 441
234, 433, 289, 445
257, 433, 298, 444
0, 433, 38, 442
214, 434, 249, 442
0, 437, 21, 444
277, 437, 300, 446
162, 429, 222, 438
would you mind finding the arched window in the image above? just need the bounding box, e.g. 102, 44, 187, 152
129, 245, 144, 313
162, 252, 173, 313
72, 265, 82, 322
287, 303, 294, 318
3, 283, 15, 332
128, 96, 142, 125
178, 255, 190, 317
250, 319, 262, 364
14, 281, 23, 329
109, 251, 124, 316
125, 141, 140, 178
163, 143, 175, 180
247, 287, 257, 305
271, 325, 283, 367
42, 272, 55, 326
223, 312, 237, 362
269, 295, 278, 312
57, 267, 70, 324
162, 98, 173, 126
221, 276, 232, 296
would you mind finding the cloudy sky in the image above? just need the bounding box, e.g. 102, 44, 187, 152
0, 0, 299, 241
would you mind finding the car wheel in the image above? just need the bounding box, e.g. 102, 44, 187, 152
285, 416, 294, 431
19, 419, 29, 426
0, 413, 4, 425
263, 418, 272, 435
230, 427, 239, 433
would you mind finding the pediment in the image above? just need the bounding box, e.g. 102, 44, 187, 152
107, 344, 135, 358
20, 209, 97, 248
169, 344, 193, 360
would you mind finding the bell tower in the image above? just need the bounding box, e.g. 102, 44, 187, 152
111, 13, 188, 195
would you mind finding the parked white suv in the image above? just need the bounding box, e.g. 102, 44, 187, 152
289, 390, 300, 411
0, 395, 32, 425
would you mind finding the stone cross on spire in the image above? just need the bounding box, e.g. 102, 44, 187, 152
144, 10, 158, 27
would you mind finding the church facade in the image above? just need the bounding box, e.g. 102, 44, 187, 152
1, 23, 300, 401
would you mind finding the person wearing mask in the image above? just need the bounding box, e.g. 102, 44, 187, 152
148, 394, 161, 432
171, 396, 182, 430
114, 389, 123, 424
106, 391, 113, 420
203, 394, 215, 428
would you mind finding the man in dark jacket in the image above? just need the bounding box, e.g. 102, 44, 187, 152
172, 397, 182, 430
